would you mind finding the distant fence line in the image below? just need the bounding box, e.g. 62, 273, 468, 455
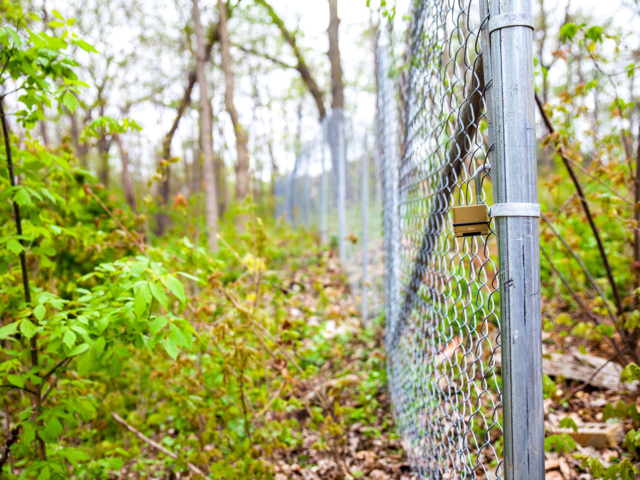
274, 0, 544, 477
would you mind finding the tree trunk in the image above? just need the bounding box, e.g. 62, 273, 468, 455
97, 104, 111, 187
69, 111, 79, 154
98, 131, 111, 187
327, 0, 344, 111
193, 0, 219, 252
156, 73, 195, 235
217, 0, 250, 208
114, 133, 138, 213
327, 0, 345, 207
40, 120, 49, 147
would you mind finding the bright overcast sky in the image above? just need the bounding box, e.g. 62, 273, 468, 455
40, 0, 637, 180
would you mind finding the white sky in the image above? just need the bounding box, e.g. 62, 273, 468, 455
39, 0, 638, 186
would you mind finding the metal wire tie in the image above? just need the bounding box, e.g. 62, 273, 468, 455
489, 203, 540, 217
488, 13, 534, 34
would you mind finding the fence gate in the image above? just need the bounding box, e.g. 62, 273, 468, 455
378, 0, 544, 479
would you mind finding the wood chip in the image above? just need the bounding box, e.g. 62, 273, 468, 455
545, 471, 564, 480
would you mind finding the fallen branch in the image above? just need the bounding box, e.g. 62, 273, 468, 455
558, 354, 616, 404
110, 412, 209, 478
543, 350, 637, 392
0, 426, 19, 471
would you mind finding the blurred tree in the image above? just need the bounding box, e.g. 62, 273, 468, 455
194, 0, 219, 251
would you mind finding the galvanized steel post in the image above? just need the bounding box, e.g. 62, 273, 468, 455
336, 109, 347, 265
489, 0, 544, 478
377, 40, 400, 343
321, 119, 329, 244
302, 151, 310, 228
361, 134, 369, 323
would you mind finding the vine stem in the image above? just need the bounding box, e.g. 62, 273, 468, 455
535, 93, 624, 316
0, 96, 46, 460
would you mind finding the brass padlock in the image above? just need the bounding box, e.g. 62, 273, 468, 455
452, 164, 491, 238
453, 204, 489, 237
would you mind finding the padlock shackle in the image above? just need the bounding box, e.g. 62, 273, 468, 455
473, 163, 492, 205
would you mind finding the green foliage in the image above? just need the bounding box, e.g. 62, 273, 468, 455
579, 456, 639, 480
603, 400, 640, 424
621, 363, 640, 384
542, 374, 557, 399
559, 417, 578, 432
545, 433, 576, 453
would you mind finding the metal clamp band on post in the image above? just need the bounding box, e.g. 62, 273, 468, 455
489, 202, 540, 218
488, 13, 534, 34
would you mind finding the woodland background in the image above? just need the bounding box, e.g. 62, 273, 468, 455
2, 0, 640, 479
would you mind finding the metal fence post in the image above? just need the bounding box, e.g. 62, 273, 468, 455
288, 156, 299, 226
336, 109, 347, 265
489, 1, 544, 478
377, 40, 399, 343
361, 134, 369, 324
321, 119, 329, 244
302, 150, 310, 229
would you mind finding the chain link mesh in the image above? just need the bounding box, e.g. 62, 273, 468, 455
274, 1, 507, 476
380, 1, 503, 478
273, 111, 386, 324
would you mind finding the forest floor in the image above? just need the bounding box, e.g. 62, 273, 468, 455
110, 242, 640, 480
110, 244, 417, 480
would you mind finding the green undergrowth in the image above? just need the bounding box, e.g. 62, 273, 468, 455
0, 7, 395, 478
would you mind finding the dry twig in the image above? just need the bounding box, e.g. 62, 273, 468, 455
111, 412, 209, 478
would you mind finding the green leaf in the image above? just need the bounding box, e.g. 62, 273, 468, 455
0, 321, 19, 339
110, 356, 122, 376
42, 416, 63, 443
77, 348, 95, 376
62, 91, 79, 113
164, 337, 179, 360
149, 282, 168, 311
94, 336, 106, 357
37, 466, 50, 480
559, 23, 585, 44
596, 324, 614, 338
48, 21, 65, 28
585, 25, 604, 43
5, 27, 22, 47
52, 9, 64, 20
13, 188, 31, 206
621, 363, 640, 384
169, 323, 186, 348
6, 238, 24, 254
71, 38, 98, 53
134, 284, 152, 318
165, 276, 186, 303
149, 316, 168, 336
63, 329, 76, 348
7, 374, 24, 389
68, 343, 89, 357
71, 325, 88, 336
20, 319, 37, 339
66, 18, 76, 26
34, 305, 46, 321
559, 417, 578, 433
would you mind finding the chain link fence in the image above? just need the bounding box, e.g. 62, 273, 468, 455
274, 0, 543, 477
274, 111, 386, 324
379, 1, 504, 476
